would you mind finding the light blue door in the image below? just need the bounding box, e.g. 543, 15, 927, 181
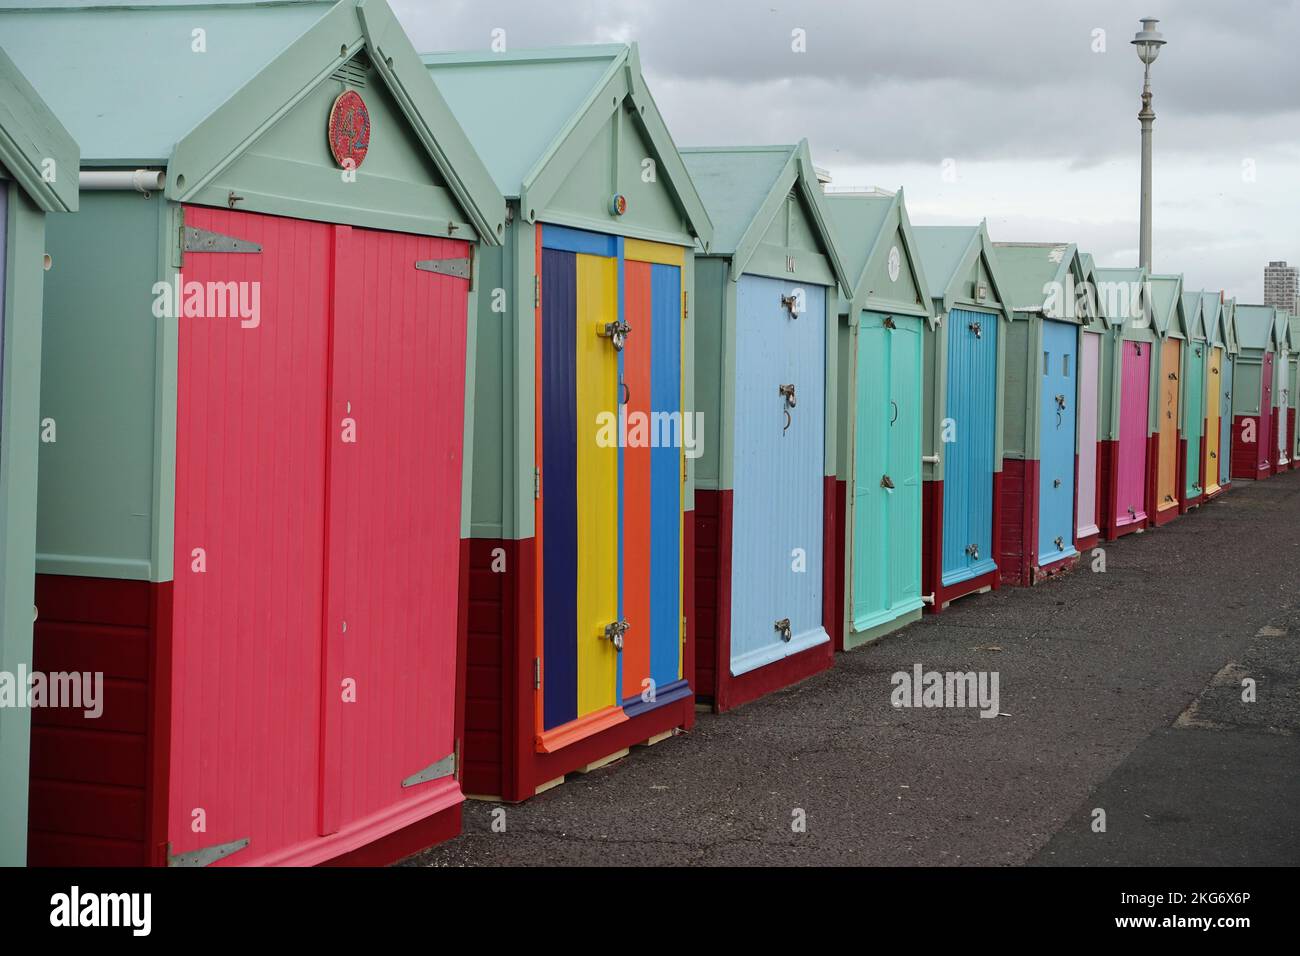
851, 312, 923, 633
1219, 356, 1234, 486
941, 308, 998, 586
1038, 320, 1078, 564
730, 275, 829, 676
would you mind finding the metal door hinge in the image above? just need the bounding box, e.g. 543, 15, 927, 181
182, 225, 262, 254
402, 753, 456, 788
168, 838, 249, 867
533, 657, 541, 690
415, 257, 472, 280
602, 619, 629, 652
683, 290, 689, 321
534, 466, 541, 499
534, 275, 540, 309
774, 618, 792, 642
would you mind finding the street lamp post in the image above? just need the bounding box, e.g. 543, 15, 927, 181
1132, 17, 1166, 271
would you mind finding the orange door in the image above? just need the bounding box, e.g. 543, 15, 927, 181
1157, 338, 1181, 512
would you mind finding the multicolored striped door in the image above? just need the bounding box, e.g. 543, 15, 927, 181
537, 226, 685, 740
942, 308, 999, 586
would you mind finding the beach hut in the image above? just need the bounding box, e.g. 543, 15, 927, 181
423, 45, 713, 800
1073, 253, 1109, 552
1274, 310, 1294, 473
1202, 292, 1228, 501
1229, 304, 1277, 480
991, 242, 1091, 585
912, 224, 1012, 611
0, 48, 78, 868
1179, 291, 1207, 511
1217, 298, 1238, 494
7, 0, 506, 866
1145, 274, 1187, 525
1094, 266, 1155, 539
825, 189, 932, 648
680, 142, 851, 710
1290, 315, 1300, 465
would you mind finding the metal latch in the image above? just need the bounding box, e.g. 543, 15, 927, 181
1135, 343, 1143, 356
602, 619, 629, 652
883, 316, 897, 330
167, 838, 250, 867
1054, 535, 1064, 550
1210, 450, 1218, 460
774, 618, 792, 643
780, 292, 802, 318
1053, 478, 1062, 487
881, 474, 895, 489
599, 320, 631, 351
1055, 393, 1067, 411
969, 320, 982, 338
1168, 371, 1178, 380
1127, 505, 1137, 517
780, 383, 797, 434
415, 257, 472, 279
182, 225, 262, 254
965, 543, 980, 560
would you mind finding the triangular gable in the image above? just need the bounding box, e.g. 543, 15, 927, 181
1233, 304, 1276, 353
1146, 274, 1185, 340
1202, 293, 1224, 347
167, 0, 505, 243
1289, 315, 1300, 353
682, 141, 850, 295
1093, 265, 1150, 330
914, 222, 1012, 323
1077, 252, 1113, 329
1275, 310, 1292, 351
424, 43, 711, 246
992, 241, 1086, 324
0, 45, 77, 212
1180, 291, 1205, 340
826, 188, 932, 325
1223, 299, 1239, 353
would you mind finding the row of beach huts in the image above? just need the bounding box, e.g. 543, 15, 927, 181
0, 0, 1294, 867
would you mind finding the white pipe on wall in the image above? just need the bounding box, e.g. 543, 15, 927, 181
79, 169, 166, 192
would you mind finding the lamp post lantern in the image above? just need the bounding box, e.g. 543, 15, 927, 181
1132, 17, 1166, 271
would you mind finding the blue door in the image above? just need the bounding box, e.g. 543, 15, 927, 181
730, 275, 829, 675
1037, 320, 1078, 564
941, 308, 998, 586
1219, 356, 1234, 487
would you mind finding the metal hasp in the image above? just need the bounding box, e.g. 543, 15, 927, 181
1053, 478, 1062, 488
773, 618, 792, 643
965, 543, 980, 561
599, 319, 631, 351
1054, 536, 1064, 551
969, 320, 982, 338
1055, 393, 1067, 411
415, 257, 472, 279
401, 753, 456, 789
780, 291, 802, 318
167, 838, 250, 867
182, 225, 262, 254
880, 474, 895, 490
602, 619, 629, 652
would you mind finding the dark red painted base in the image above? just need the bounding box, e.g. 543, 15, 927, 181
1147, 433, 1180, 526
995, 458, 1078, 587
692, 483, 835, 714
463, 525, 697, 803
922, 475, 1002, 614
1231, 415, 1271, 480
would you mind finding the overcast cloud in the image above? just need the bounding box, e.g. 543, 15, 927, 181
394, 0, 1300, 301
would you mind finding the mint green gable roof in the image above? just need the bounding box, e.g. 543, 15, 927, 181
913, 221, 1014, 323
993, 241, 1086, 323
1093, 264, 1150, 327
1233, 304, 1275, 352
680, 141, 851, 295
1223, 299, 1239, 353
0, 46, 78, 211
422, 44, 711, 245
1275, 309, 1291, 350
1181, 290, 1205, 339
1147, 274, 1185, 340
0, 0, 506, 242
824, 188, 932, 323
1201, 292, 1224, 346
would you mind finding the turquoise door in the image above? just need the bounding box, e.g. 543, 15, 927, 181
851, 312, 923, 633
1219, 356, 1234, 487
942, 308, 998, 586
1038, 319, 1078, 564
730, 274, 829, 676
1183, 342, 1206, 497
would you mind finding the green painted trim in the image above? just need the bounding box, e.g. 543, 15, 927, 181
512, 217, 535, 540
460, 242, 480, 539
151, 200, 179, 582
0, 187, 45, 865
823, 286, 837, 479
519, 45, 712, 248
739, 243, 834, 287
718, 265, 738, 491
0, 47, 78, 213
167, 0, 505, 244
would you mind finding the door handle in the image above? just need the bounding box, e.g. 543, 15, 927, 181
890, 400, 899, 425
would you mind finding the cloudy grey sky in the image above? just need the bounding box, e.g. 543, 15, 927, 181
393, 0, 1300, 302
